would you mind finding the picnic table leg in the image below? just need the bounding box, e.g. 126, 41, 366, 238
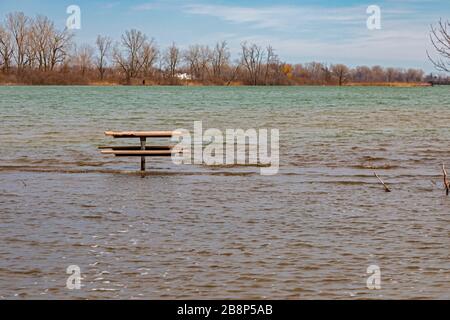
140, 137, 146, 172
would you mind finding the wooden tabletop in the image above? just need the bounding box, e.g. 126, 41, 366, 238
101, 150, 174, 156
105, 131, 180, 138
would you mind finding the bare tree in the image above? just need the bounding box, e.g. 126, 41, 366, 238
428, 19, 450, 72
385, 67, 396, 83
141, 39, 158, 78
184, 44, 201, 79
353, 66, 372, 82
264, 45, 281, 84
49, 28, 73, 70
371, 65, 385, 82
240, 42, 265, 85
225, 61, 241, 86
164, 42, 180, 79
6, 12, 30, 73
75, 44, 94, 77
302, 62, 325, 84
29, 15, 54, 71
405, 68, 424, 83
95, 35, 111, 80
211, 41, 229, 81
184, 44, 211, 80
198, 46, 212, 81
0, 23, 13, 73
321, 63, 332, 84
113, 29, 148, 83
331, 64, 350, 86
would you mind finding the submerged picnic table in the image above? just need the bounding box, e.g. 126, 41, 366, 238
99, 131, 180, 171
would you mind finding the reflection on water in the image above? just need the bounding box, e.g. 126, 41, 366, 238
0, 86, 450, 299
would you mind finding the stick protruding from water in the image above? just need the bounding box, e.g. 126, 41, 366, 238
374, 172, 391, 192
443, 164, 449, 196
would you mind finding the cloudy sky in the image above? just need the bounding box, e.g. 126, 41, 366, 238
1, 0, 448, 72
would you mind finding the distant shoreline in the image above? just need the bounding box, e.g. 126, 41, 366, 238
0, 82, 435, 87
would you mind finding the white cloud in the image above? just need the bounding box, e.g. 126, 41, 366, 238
132, 2, 157, 11
226, 24, 434, 70
100, 2, 121, 9
183, 3, 439, 70
184, 4, 369, 30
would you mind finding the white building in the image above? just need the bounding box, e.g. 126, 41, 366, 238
176, 73, 192, 80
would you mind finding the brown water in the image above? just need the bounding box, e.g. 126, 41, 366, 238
0, 86, 450, 299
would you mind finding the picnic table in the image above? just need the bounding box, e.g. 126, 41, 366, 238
99, 131, 180, 171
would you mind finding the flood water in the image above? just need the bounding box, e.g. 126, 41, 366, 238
0, 86, 450, 299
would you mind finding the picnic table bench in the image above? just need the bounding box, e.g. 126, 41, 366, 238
99, 131, 180, 171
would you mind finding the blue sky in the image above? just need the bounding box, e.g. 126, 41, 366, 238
1, 0, 449, 72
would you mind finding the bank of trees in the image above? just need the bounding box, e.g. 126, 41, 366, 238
290, 62, 425, 85
0, 12, 433, 85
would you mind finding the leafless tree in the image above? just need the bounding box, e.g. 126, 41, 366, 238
405, 68, 424, 83
321, 63, 332, 84
29, 15, 55, 71
240, 42, 265, 85
95, 35, 111, 80
264, 45, 281, 84
371, 65, 385, 82
385, 67, 396, 83
225, 62, 241, 86
301, 62, 325, 84
6, 12, 30, 73
0, 23, 13, 73
184, 44, 201, 79
211, 41, 229, 81
49, 28, 73, 70
164, 42, 180, 79
184, 44, 211, 80
331, 64, 350, 86
428, 19, 450, 72
353, 66, 372, 82
141, 39, 158, 78
75, 44, 94, 77
198, 46, 212, 81
113, 29, 149, 83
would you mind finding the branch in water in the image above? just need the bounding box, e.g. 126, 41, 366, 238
374, 172, 391, 193
443, 164, 449, 196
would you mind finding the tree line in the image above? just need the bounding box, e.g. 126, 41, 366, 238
0, 12, 444, 86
